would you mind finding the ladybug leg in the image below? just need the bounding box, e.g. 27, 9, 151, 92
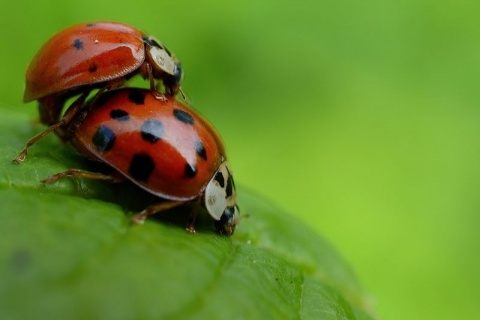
85, 86, 108, 112
38, 95, 65, 126
41, 169, 125, 184
146, 62, 156, 91
185, 198, 202, 233
85, 78, 126, 111
131, 201, 186, 224
144, 62, 167, 102
13, 91, 90, 163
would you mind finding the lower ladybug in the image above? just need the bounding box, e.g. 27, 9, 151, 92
42, 88, 239, 235
13, 21, 184, 163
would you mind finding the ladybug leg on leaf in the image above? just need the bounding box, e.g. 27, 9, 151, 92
131, 200, 186, 225
185, 198, 202, 233
41, 169, 126, 184
13, 91, 90, 163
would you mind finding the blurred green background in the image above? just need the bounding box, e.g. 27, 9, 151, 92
1, 1, 480, 319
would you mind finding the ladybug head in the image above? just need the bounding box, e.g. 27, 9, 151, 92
204, 161, 240, 236
143, 35, 184, 96
164, 60, 184, 96
213, 204, 240, 236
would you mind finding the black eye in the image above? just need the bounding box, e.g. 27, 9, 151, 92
213, 206, 237, 234
173, 63, 183, 85
221, 207, 236, 224
143, 36, 162, 49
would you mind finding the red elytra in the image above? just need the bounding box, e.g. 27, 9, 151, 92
24, 21, 183, 125
72, 88, 226, 200
25, 22, 142, 102
35, 88, 239, 235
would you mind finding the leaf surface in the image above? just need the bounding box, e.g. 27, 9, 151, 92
0, 111, 374, 319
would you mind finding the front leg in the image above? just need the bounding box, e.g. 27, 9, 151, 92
131, 200, 186, 225
13, 91, 90, 163
41, 169, 125, 184
142, 62, 167, 101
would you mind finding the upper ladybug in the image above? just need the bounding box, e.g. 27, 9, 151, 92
23, 21, 183, 125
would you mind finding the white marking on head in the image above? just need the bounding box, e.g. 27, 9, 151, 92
148, 46, 176, 75
204, 161, 237, 221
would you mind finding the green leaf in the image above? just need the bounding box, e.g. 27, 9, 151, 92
0, 110, 375, 319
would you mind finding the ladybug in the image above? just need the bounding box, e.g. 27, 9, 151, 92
14, 21, 184, 163
43, 88, 239, 235
25, 21, 183, 125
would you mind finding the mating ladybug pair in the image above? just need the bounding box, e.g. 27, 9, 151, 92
14, 22, 239, 236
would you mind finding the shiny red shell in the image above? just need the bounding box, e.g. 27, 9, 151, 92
72, 88, 226, 200
24, 22, 145, 102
